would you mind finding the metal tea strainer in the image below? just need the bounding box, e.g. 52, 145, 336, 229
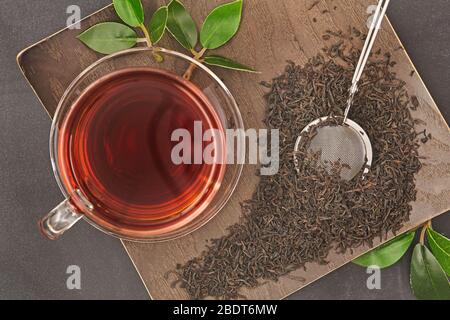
294, 0, 390, 181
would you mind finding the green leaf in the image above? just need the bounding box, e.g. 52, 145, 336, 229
200, 0, 243, 49
113, 0, 144, 27
428, 229, 450, 276
77, 22, 138, 55
203, 55, 258, 73
352, 231, 416, 268
149, 6, 168, 44
410, 244, 450, 300
166, 0, 198, 50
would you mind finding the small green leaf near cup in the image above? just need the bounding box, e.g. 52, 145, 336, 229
352, 231, 416, 269
113, 0, 145, 27
166, 0, 198, 50
78, 22, 138, 54
427, 229, 450, 276
149, 6, 168, 44
200, 0, 243, 49
203, 55, 257, 73
78, 0, 257, 76
410, 244, 450, 300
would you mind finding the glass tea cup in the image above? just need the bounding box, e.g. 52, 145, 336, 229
40, 47, 245, 242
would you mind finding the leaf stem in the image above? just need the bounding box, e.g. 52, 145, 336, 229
139, 24, 165, 62
419, 220, 432, 245
140, 24, 153, 47
184, 47, 207, 80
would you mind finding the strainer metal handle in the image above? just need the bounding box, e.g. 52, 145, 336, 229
343, 0, 391, 123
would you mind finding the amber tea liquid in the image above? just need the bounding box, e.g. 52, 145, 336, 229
58, 68, 225, 235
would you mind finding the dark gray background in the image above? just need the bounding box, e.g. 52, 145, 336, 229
0, 0, 448, 300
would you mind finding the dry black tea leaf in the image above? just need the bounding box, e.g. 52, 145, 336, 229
174, 30, 424, 300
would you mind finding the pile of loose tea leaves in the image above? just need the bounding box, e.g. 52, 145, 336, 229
172, 29, 426, 299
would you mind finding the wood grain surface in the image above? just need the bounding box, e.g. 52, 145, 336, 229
17, 0, 450, 300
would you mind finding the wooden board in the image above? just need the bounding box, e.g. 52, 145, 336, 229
17, 0, 450, 300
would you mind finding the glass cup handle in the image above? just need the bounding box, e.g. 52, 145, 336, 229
39, 199, 83, 240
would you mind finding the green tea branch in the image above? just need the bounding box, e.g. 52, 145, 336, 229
77, 0, 257, 80
165, 0, 257, 80
353, 217, 450, 300
183, 47, 207, 79
419, 220, 432, 245
140, 23, 153, 47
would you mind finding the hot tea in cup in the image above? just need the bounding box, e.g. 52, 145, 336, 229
40, 48, 243, 242
60, 68, 225, 235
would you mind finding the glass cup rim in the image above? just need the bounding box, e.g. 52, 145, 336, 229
49, 47, 245, 242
